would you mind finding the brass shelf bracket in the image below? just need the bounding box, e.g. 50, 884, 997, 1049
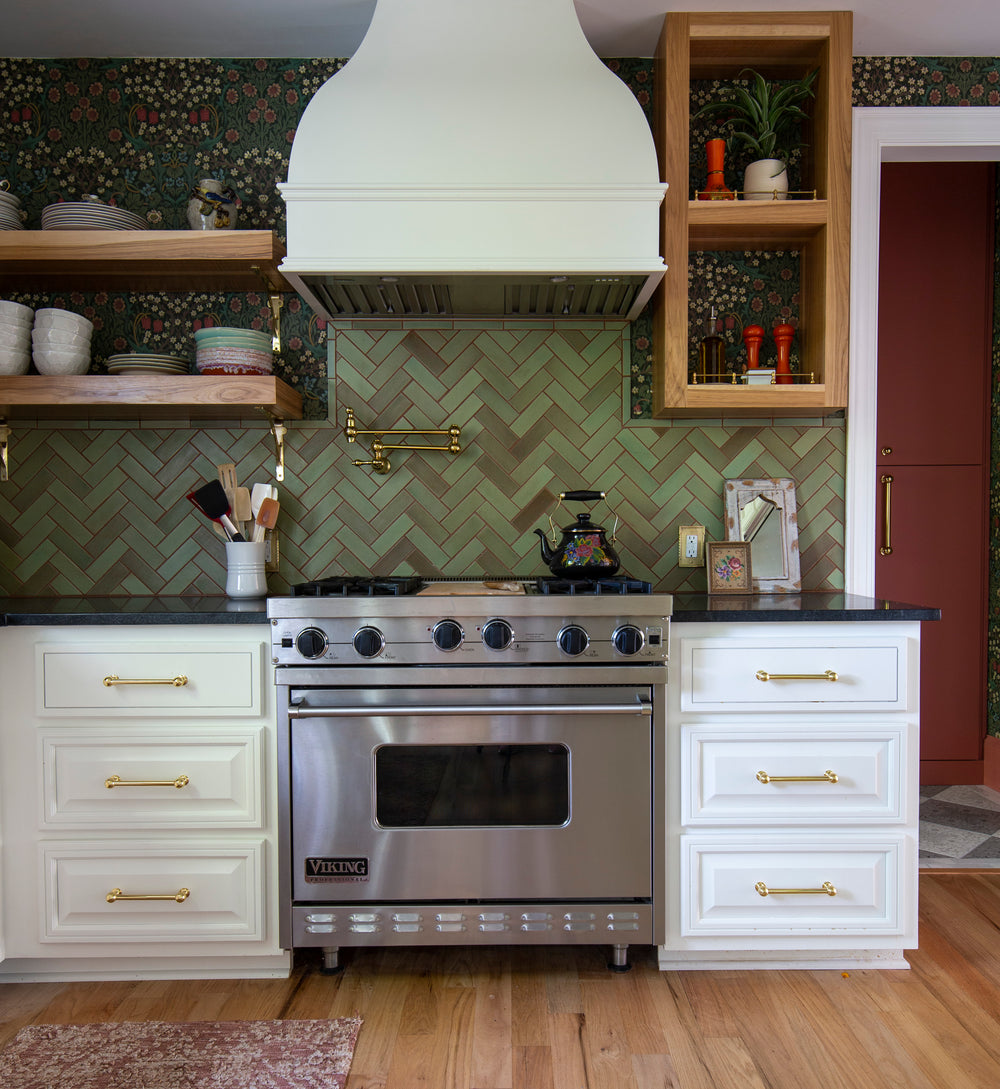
250, 265, 284, 353
343, 407, 462, 476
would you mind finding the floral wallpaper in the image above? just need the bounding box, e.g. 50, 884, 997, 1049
1, 58, 345, 416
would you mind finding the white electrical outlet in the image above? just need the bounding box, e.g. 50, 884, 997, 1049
677, 525, 706, 567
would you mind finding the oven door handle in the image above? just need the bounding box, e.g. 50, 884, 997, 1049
288, 699, 652, 718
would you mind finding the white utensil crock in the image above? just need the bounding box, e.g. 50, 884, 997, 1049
225, 541, 267, 598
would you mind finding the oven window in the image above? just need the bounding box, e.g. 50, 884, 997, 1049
374, 744, 569, 827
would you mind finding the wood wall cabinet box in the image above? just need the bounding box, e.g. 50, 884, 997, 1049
0, 625, 290, 981
661, 621, 920, 970
652, 11, 851, 417
0, 231, 302, 423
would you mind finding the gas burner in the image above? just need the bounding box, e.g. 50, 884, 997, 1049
535, 575, 652, 595
291, 576, 424, 597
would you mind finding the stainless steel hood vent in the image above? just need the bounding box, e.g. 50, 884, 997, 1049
279, 0, 667, 323
304, 275, 649, 321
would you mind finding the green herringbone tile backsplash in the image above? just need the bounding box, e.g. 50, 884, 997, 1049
0, 323, 844, 595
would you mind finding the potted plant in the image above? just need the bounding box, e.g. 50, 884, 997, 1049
694, 67, 817, 200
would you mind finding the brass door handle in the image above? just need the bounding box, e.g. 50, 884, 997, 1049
754, 881, 837, 897
756, 770, 839, 784
755, 669, 838, 682
106, 887, 190, 903
105, 774, 190, 789
880, 473, 893, 555
103, 674, 188, 687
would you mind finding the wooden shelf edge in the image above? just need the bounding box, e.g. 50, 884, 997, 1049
653, 382, 847, 419
0, 230, 291, 293
0, 375, 303, 421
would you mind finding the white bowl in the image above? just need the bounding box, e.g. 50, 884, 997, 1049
0, 321, 32, 345
32, 327, 92, 350
33, 308, 94, 333
0, 300, 33, 324
0, 348, 30, 375
33, 347, 91, 375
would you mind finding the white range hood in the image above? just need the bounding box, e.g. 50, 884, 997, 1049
278, 0, 667, 322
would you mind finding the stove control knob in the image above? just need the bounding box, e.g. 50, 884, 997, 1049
295, 627, 329, 659
557, 624, 590, 657
482, 618, 513, 651
353, 626, 385, 658
612, 624, 645, 656
432, 619, 464, 651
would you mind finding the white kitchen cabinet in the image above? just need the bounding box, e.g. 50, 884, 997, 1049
0, 625, 290, 981
660, 620, 920, 971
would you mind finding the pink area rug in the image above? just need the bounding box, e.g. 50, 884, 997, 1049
0, 1017, 363, 1089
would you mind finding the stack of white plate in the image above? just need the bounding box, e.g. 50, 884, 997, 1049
194, 326, 273, 375
41, 201, 148, 231
106, 352, 191, 375
0, 189, 24, 231
32, 308, 94, 375
0, 300, 33, 374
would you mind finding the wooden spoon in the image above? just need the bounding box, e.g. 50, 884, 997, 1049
252, 497, 279, 542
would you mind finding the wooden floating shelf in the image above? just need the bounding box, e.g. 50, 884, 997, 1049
0, 375, 303, 421
0, 230, 291, 293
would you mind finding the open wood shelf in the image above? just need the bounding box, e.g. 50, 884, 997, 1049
0, 230, 303, 423
0, 230, 291, 294
0, 375, 302, 421
652, 10, 852, 417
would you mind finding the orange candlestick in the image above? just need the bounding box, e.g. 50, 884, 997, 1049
772, 323, 795, 385
698, 138, 735, 200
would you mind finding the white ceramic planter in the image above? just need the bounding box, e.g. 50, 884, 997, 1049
743, 159, 788, 201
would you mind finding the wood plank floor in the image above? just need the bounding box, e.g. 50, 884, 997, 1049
2, 872, 999, 1089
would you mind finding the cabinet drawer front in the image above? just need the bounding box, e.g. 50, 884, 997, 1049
681, 726, 906, 825
37, 644, 264, 717
680, 837, 906, 937
679, 637, 908, 712
41, 842, 264, 942
40, 730, 263, 829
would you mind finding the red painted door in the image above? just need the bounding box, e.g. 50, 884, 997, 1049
875, 161, 994, 783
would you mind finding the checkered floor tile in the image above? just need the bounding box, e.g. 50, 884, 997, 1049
919, 785, 1000, 866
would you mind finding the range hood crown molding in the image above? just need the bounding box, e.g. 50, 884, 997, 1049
280, 0, 667, 323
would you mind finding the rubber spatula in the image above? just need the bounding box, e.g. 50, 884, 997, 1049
188, 479, 246, 541
251, 497, 279, 542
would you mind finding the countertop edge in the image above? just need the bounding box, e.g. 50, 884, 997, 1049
0, 592, 940, 626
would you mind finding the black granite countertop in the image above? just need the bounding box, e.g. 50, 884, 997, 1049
668, 591, 940, 623
0, 596, 268, 625
0, 591, 939, 626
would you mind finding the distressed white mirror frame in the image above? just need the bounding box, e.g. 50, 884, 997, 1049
724, 478, 801, 592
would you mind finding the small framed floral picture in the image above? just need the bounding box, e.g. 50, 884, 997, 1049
706, 541, 753, 594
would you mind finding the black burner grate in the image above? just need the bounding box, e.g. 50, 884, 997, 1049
535, 576, 652, 595
291, 576, 425, 597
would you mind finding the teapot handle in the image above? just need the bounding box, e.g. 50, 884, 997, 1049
560, 490, 605, 502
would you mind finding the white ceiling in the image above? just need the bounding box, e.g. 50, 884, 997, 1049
3, 0, 1000, 60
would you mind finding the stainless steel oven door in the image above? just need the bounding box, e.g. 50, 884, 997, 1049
287, 684, 653, 904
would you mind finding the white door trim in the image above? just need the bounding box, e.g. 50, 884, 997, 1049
846, 107, 1000, 595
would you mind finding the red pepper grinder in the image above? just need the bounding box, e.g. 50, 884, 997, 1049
742, 324, 765, 370
772, 323, 795, 385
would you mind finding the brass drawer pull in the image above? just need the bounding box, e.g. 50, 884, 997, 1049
106, 887, 190, 904
754, 881, 837, 897
756, 769, 839, 784
755, 669, 838, 682
103, 674, 188, 687
105, 774, 190, 790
